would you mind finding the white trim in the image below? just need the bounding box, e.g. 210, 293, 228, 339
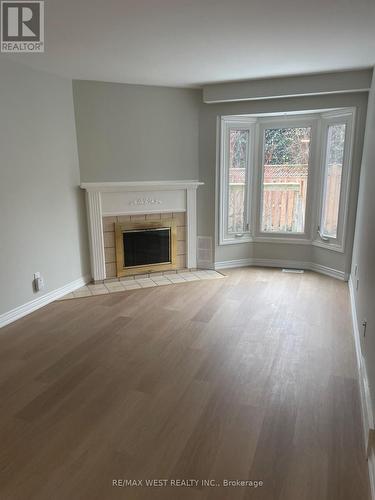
214, 258, 254, 269
100, 190, 186, 217
203, 69, 372, 103
204, 89, 371, 104
0, 275, 91, 329
255, 116, 318, 240
216, 108, 356, 264
221, 115, 259, 123
81, 181, 203, 277
254, 236, 311, 245
103, 209, 186, 217
217, 235, 346, 249
186, 187, 198, 268
311, 239, 344, 253
309, 262, 347, 281
214, 258, 346, 280
253, 258, 312, 270
219, 236, 254, 245
80, 181, 203, 192
321, 109, 357, 120
314, 108, 355, 252
86, 191, 106, 282
219, 117, 254, 245
349, 276, 375, 499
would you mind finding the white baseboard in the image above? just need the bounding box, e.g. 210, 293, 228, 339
215, 258, 346, 281
309, 262, 347, 281
349, 276, 375, 499
0, 274, 91, 329
252, 258, 312, 271
214, 258, 253, 270
370, 450, 375, 500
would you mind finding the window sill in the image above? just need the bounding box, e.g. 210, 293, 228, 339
219, 236, 253, 246
219, 235, 311, 246
253, 236, 311, 245
312, 239, 344, 253
218, 235, 345, 252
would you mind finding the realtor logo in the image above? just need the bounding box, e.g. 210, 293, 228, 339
1, 1, 44, 52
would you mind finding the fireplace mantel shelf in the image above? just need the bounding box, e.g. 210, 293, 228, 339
80, 180, 203, 192
80, 180, 204, 281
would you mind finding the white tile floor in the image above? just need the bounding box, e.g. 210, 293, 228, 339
59, 270, 225, 300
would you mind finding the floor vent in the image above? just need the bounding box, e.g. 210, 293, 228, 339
197, 236, 213, 269
282, 268, 304, 274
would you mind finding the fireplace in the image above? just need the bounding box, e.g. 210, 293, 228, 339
124, 228, 170, 267
80, 181, 203, 282
115, 219, 177, 277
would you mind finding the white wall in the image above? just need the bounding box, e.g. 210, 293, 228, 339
73, 80, 201, 182
0, 58, 89, 316
351, 70, 375, 415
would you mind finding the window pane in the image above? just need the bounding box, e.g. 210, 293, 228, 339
228, 129, 249, 233
321, 124, 346, 238
261, 127, 311, 233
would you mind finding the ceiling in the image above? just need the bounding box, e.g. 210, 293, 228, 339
7, 0, 375, 87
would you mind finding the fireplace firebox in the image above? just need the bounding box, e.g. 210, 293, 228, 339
115, 219, 177, 277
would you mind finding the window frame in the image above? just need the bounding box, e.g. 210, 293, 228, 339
254, 115, 319, 243
313, 109, 355, 253
217, 109, 355, 251
219, 116, 256, 245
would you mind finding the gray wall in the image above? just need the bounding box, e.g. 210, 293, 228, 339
73, 78, 367, 277
73, 80, 201, 182
198, 92, 368, 274
351, 71, 375, 414
203, 69, 372, 103
0, 58, 89, 315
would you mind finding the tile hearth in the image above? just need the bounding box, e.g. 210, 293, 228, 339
59, 270, 225, 300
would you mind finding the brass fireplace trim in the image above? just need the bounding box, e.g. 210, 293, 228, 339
115, 218, 178, 277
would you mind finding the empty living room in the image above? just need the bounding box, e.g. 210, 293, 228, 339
1, 1, 375, 499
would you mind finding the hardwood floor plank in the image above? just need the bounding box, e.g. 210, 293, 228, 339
0, 268, 370, 500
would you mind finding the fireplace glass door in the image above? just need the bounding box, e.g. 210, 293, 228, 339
123, 227, 171, 268
115, 218, 177, 277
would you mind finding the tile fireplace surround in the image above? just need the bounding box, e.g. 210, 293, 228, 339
80, 181, 203, 282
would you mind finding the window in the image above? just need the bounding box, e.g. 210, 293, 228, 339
219, 118, 254, 244
320, 124, 346, 238
317, 113, 353, 249
218, 110, 354, 250
228, 129, 249, 233
260, 126, 312, 234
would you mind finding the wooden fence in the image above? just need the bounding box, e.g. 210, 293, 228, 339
228, 164, 342, 234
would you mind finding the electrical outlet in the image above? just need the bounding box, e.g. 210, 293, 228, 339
367, 428, 375, 458
362, 320, 367, 338
33, 273, 44, 292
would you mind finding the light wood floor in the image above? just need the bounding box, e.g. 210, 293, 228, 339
0, 268, 370, 500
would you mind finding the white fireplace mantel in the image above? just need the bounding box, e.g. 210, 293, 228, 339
80, 180, 204, 281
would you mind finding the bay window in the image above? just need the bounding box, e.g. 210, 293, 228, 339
219, 109, 354, 250
219, 118, 255, 244
320, 123, 345, 238
260, 125, 312, 234
316, 112, 354, 250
